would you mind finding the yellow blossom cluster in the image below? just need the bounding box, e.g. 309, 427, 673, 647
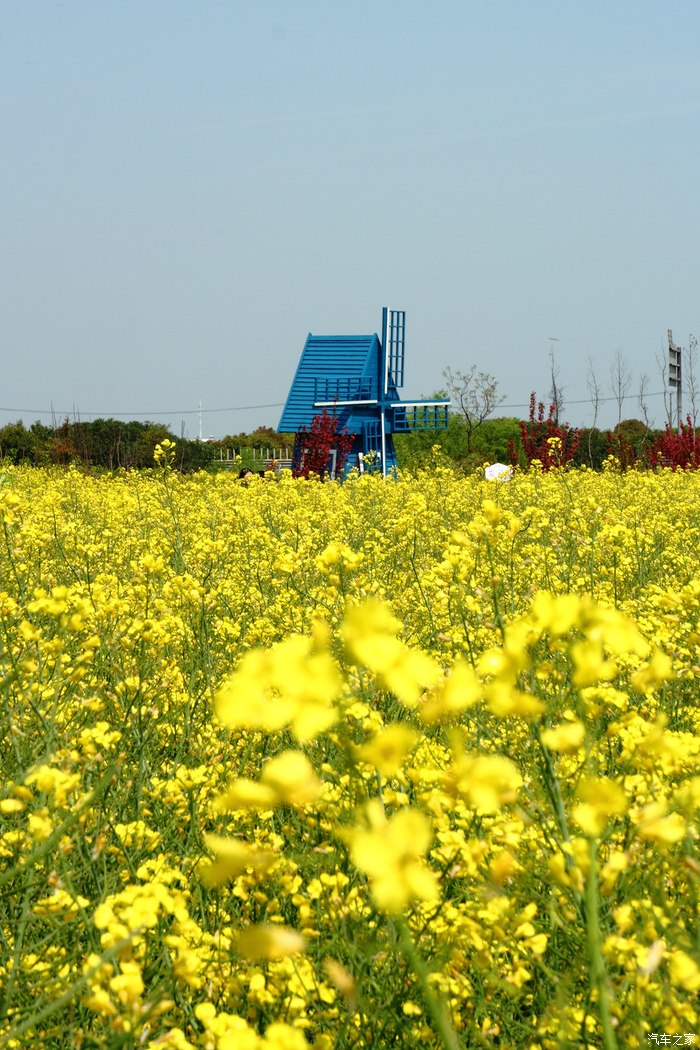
0, 461, 699, 1048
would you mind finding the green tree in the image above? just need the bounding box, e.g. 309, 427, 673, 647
0, 421, 37, 464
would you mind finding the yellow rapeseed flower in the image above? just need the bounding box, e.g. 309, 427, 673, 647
200, 834, 278, 887
215, 635, 341, 742
445, 750, 522, 813
109, 961, 144, 1006
237, 924, 305, 961
357, 724, 418, 776
342, 599, 440, 706
347, 800, 438, 913
634, 802, 686, 845
419, 659, 481, 723
668, 949, 700, 992
260, 750, 322, 805
215, 751, 321, 812
573, 778, 627, 837
540, 720, 586, 753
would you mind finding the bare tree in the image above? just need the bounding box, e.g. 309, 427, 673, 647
585, 356, 602, 467
443, 366, 505, 453
655, 344, 673, 428
687, 333, 699, 427
610, 349, 632, 425
548, 346, 565, 422
586, 356, 601, 429
638, 373, 653, 429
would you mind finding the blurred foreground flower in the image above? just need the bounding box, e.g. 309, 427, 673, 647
342, 599, 440, 706
573, 778, 627, 836
346, 800, 438, 913
237, 924, 305, 961
200, 834, 278, 887
215, 635, 341, 742
214, 750, 322, 812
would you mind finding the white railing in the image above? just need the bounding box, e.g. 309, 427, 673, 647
218, 447, 292, 463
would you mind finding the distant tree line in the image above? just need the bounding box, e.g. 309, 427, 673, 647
393, 364, 700, 472
1, 410, 698, 475
0, 419, 292, 472
395, 411, 700, 472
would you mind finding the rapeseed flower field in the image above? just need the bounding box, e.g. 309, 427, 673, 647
0, 451, 699, 1049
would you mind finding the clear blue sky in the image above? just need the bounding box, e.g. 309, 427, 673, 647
3, 1, 699, 437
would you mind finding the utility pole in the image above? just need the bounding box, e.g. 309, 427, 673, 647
668, 330, 682, 432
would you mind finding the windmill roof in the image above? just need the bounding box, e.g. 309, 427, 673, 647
278, 333, 381, 433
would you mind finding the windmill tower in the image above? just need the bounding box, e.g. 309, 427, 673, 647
279, 308, 449, 477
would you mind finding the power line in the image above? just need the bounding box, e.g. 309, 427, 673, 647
0, 402, 286, 417
499, 390, 668, 411
0, 389, 671, 420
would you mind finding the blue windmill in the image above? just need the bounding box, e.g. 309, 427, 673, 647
278, 308, 449, 477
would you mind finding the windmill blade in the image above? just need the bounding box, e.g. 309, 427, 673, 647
384, 309, 405, 393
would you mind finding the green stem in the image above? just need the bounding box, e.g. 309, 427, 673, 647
0, 762, 116, 889
0, 883, 34, 1023
585, 839, 617, 1050
396, 918, 462, 1050
484, 539, 505, 641
0, 935, 134, 1047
